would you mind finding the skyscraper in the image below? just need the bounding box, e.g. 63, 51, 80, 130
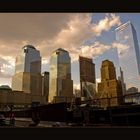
42, 71, 49, 102
94, 48, 120, 83
115, 21, 140, 92
49, 48, 73, 103
101, 60, 116, 81
118, 67, 126, 95
12, 45, 42, 95
15, 45, 41, 74
98, 60, 123, 108
79, 56, 96, 100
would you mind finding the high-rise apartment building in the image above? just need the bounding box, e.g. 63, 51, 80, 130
79, 56, 96, 100
49, 48, 73, 103
98, 60, 123, 108
12, 45, 42, 95
115, 21, 140, 92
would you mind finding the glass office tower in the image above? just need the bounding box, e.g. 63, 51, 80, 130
15, 45, 41, 74
49, 48, 73, 103
115, 21, 140, 92
12, 45, 42, 94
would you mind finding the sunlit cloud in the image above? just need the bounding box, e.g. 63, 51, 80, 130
92, 13, 121, 36
0, 13, 122, 82
96, 78, 101, 83
79, 41, 129, 59
74, 83, 80, 90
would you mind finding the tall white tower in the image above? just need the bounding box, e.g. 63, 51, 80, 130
115, 21, 140, 92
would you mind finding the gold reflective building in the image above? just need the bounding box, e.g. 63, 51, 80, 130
97, 60, 123, 108
49, 48, 74, 103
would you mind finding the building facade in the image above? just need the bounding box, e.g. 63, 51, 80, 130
12, 45, 42, 95
79, 56, 96, 100
97, 60, 123, 108
0, 89, 47, 111
42, 71, 49, 102
15, 45, 41, 74
49, 48, 73, 103
94, 48, 120, 85
115, 21, 140, 92
118, 67, 126, 96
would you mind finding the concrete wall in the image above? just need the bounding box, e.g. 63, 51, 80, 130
0, 90, 47, 105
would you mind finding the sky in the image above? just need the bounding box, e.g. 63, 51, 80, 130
0, 13, 140, 90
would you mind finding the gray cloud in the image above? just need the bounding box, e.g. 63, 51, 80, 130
0, 13, 72, 41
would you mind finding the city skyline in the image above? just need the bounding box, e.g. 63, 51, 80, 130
0, 13, 140, 91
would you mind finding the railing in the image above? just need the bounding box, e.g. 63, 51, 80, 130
0, 92, 140, 111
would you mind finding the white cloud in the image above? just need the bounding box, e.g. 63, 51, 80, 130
0, 13, 122, 80
0, 56, 15, 78
39, 13, 121, 62
96, 78, 101, 83
74, 83, 80, 90
80, 42, 111, 58
42, 58, 48, 65
92, 13, 121, 36
112, 42, 129, 56
79, 41, 129, 59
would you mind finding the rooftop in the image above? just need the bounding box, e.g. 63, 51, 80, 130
22, 45, 36, 50
102, 59, 114, 65
53, 48, 68, 53
115, 21, 131, 31
0, 85, 12, 90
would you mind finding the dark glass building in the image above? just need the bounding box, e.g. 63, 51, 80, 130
79, 56, 96, 100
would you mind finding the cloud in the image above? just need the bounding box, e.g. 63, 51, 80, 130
39, 13, 94, 61
42, 13, 121, 62
112, 42, 129, 55
80, 42, 111, 58
0, 56, 14, 78
74, 83, 80, 90
80, 41, 129, 59
0, 13, 121, 80
96, 78, 101, 83
42, 58, 48, 65
92, 13, 121, 36
0, 13, 72, 41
